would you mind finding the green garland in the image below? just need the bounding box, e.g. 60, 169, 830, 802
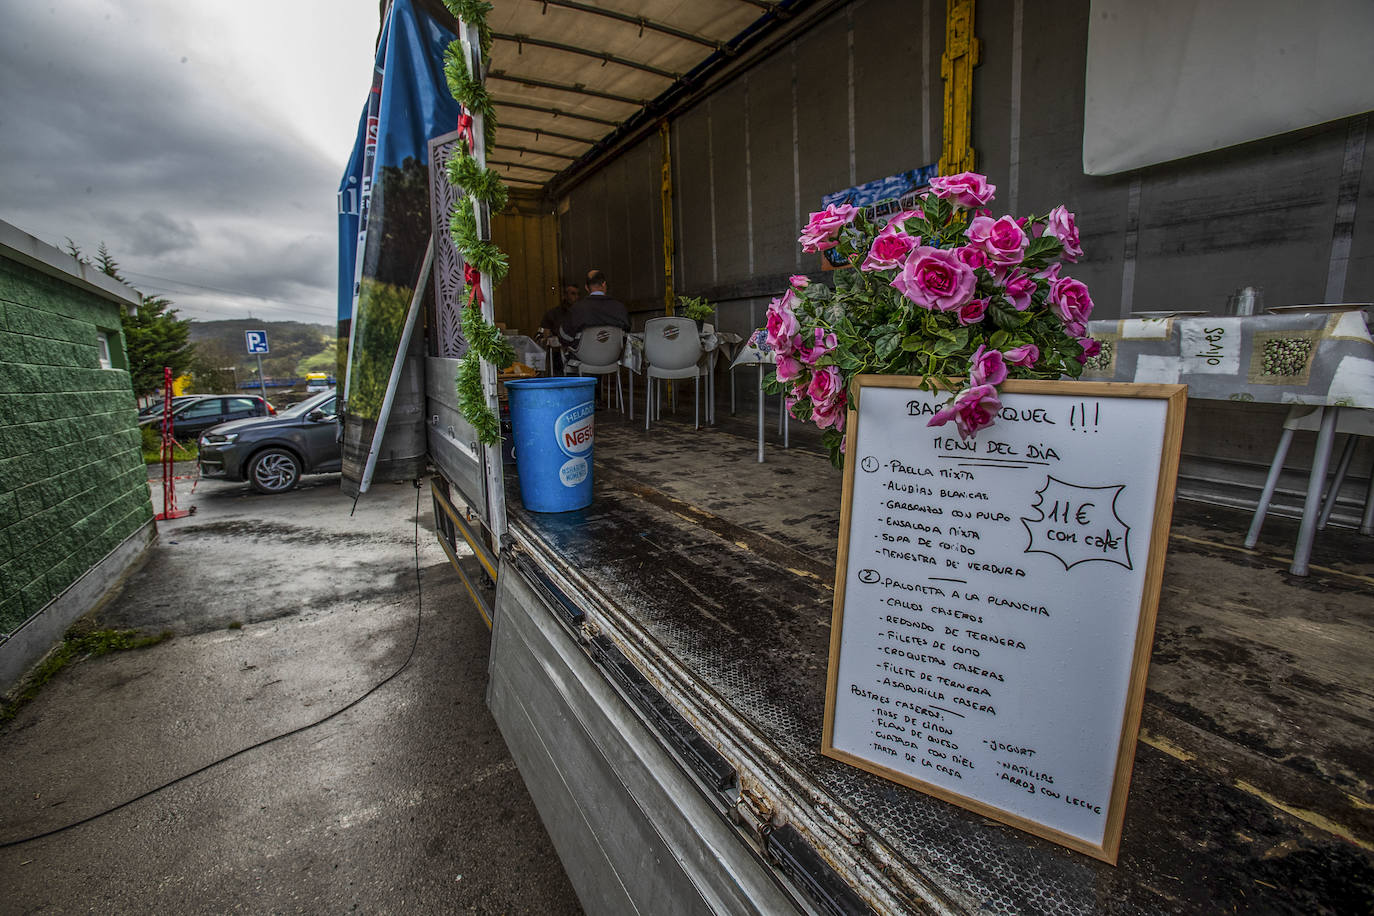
448, 208, 508, 281
446, 153, 508, 212
441, 43, 499, 150
442, 0, 494, 61
439, 0, 514, 445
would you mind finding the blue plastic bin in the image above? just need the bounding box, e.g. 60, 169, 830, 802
504, 377, 597, 512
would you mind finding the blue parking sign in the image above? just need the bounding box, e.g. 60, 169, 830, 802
245, 330, 270, 354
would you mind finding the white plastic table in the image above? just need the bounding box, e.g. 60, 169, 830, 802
729, 333, 789, 463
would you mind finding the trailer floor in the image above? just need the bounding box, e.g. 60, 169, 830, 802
504, 405, 1373, 915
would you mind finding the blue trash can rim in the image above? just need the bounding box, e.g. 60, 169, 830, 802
505, 377, 596, 390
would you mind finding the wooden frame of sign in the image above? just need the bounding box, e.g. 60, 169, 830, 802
822, 377, 1187, 864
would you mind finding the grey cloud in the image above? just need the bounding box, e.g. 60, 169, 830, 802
101, 210, 201, 257
0, 4, 350, 324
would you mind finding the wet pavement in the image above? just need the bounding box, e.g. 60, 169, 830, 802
0, 470, 582, 914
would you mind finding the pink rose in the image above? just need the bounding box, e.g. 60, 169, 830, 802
859, 216, 919, 272
965, 215, 1027, 268
1001, 268, 1036, 311
798, 203, 858, 252
1049, 276, 1094, 327
798, 327, 838, 366
928, 172, 996, 209
1003, 344, 1039, 367
968, 345, 1008, 387
890, 246, 977, 312
1044, 205, 1083, 262
954, 246, 993, 272
765, 294, 799, 354
807, 365, 843, 409
957, 297, 989, 326
1036, 262, 1063, 283
813, 397, 846, 431
928, 384, 1002, 439
1076, 337, 1101, 364
776, 354, 804, 382
789, 274, 810, 289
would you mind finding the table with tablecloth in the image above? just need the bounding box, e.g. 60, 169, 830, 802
729, 329, 792, 463
1081, 308, 1374, 573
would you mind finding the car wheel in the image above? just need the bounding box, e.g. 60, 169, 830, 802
248, 449, 301, 494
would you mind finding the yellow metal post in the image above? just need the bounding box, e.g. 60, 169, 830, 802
660, 120, 675, 315
939, 0, 980, 176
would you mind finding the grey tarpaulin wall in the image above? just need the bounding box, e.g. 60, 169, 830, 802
552, 0, 1372, 507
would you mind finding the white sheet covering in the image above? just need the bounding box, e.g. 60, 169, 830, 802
1083, 0, 1374, 175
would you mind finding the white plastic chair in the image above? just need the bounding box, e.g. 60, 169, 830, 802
568, 325, 625, 412
643, 317, 704, 430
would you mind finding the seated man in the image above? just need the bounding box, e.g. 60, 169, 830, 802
559, 269, 629, 357
538, 283, 580, 374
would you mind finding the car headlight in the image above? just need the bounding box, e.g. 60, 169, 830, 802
201, 433, 238, 446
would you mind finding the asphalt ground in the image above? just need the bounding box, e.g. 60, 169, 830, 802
0, 468, 582, 915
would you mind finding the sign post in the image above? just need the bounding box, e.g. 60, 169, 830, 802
823, 377, 1186, 863
245, 329, 270, 401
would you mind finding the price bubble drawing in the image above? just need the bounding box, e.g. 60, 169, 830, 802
1021, 477, 1132, 570
857, 568, 882, 584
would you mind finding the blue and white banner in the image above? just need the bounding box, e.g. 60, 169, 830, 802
819, 165, 938, 268
337, 0, 463, 496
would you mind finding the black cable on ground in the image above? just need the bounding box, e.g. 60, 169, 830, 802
0, 479, 428, 850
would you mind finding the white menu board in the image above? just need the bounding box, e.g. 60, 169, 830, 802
822, 378, 1186, 863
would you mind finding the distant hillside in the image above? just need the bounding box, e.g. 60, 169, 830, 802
189, 319, 335, 387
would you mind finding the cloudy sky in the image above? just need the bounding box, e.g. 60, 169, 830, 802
1, 0, 380, 324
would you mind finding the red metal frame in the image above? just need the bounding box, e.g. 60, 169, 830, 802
154, 366, 192, 520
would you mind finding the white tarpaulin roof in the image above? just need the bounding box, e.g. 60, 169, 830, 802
421, 0, 824, 193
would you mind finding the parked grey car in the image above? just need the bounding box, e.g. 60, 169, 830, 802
198, 389, 340, 493
141, 394, 275, 442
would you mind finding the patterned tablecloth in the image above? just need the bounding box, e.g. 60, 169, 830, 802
1080, 309, 1374, 408
730, 328, 775, 367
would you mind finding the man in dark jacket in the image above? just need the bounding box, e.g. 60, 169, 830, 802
539, 283, 580, 374
559, 269, 630, 351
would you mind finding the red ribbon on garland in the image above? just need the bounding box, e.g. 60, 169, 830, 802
456, 110, 474, 149
464, 263, 484, 305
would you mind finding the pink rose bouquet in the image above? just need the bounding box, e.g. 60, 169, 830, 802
798, 203, 859, 253
771, 172, 1093, 466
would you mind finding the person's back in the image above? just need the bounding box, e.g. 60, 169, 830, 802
560, 269, 629, 348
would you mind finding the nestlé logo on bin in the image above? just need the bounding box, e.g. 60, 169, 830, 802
555, 402, 595, 457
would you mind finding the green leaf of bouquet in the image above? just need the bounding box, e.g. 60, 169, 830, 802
836, 352, 863, 372
875, 331, 903, 361
900, 332, 927, 352
931, 337, 964, 357
989, 329, 1011, 349
988, 299, 1024, 330
1025, 234, 1062, 260
822, 429, 845, 469
932, 326, 969, 351
835, 266, 863, 294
